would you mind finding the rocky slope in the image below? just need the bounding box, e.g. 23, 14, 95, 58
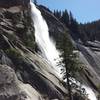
76, 41, 100, 91
0, 1, 68, 100
38, 4, 100, 98
0, 0, 100, 100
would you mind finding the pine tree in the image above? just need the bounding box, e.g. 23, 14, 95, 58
69, 12, 79, 33
69, 11, 80, 40
61, 10, 70, 27
57, 33, 80, 100
34, 0, 37, 5
54, 10, 62, 19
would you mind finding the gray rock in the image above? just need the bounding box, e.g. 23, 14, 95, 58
0, 65, 27, 100
0, 4, 67, 100
0, 0, 30, 8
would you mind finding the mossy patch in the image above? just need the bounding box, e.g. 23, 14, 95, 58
5, 48, 23, 65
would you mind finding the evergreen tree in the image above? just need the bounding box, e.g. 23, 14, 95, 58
69, 12, 80, 40
34, 0, 37, 5
61, 10, 70, 27
54, 10, 62, 19
79, 20, 100, 42
57, 33, 80, 100
69, 12, 79, 33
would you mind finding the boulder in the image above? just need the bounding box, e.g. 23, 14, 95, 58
0, 65, 26, 100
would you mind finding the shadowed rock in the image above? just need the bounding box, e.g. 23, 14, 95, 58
0, 0, 30, 8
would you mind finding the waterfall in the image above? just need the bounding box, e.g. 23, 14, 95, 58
30, 1, 97, 100
83, 86, 97, 100
30, 2, 61, 76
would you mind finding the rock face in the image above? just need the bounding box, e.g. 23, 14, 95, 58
76, 41, 100, 89
0, 2, 67, 100
0, 0, 30, 8
0, 1, 99, 100
0, 65, 27, 100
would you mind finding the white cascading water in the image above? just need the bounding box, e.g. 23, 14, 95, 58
30, 1, 61, 76
30, 1, 97, 100
83, 86, 97, 100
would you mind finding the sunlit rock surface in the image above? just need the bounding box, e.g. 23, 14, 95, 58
0, 64, 45, 100
0, 65, 26, 100
76, 42, 100, 90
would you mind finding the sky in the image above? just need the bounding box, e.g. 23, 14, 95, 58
36, 0, 100, 23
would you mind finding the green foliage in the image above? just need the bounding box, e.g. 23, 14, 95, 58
15, 11, 35, 50
57, 32, 81, 100
54, 9, 100, 42
23, 33, 35, 50
98, 84, 100, 92
69, 12, 79, 38
54, 10, 79, 40
79, 20, 100, 42
54, 10, 61, 19
61, 10, 70, 27
57, 33, 80, 78
6, 48, 21, 57
54, 9, 70, 27
5, 48, 22, 63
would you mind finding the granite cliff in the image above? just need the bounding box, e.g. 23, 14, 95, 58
0, 1, 67, 100
0, 0, 99, 100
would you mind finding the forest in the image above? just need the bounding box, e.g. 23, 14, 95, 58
54, 10, 100, 43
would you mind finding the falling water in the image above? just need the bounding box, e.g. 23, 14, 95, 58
30, 1, 97, 100
83, 86, 97, 100
30, 2, 61, 76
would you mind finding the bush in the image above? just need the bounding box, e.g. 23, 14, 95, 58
5, 48, 22, 64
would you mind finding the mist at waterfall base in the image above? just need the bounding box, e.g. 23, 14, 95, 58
30, 1, 97, 100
